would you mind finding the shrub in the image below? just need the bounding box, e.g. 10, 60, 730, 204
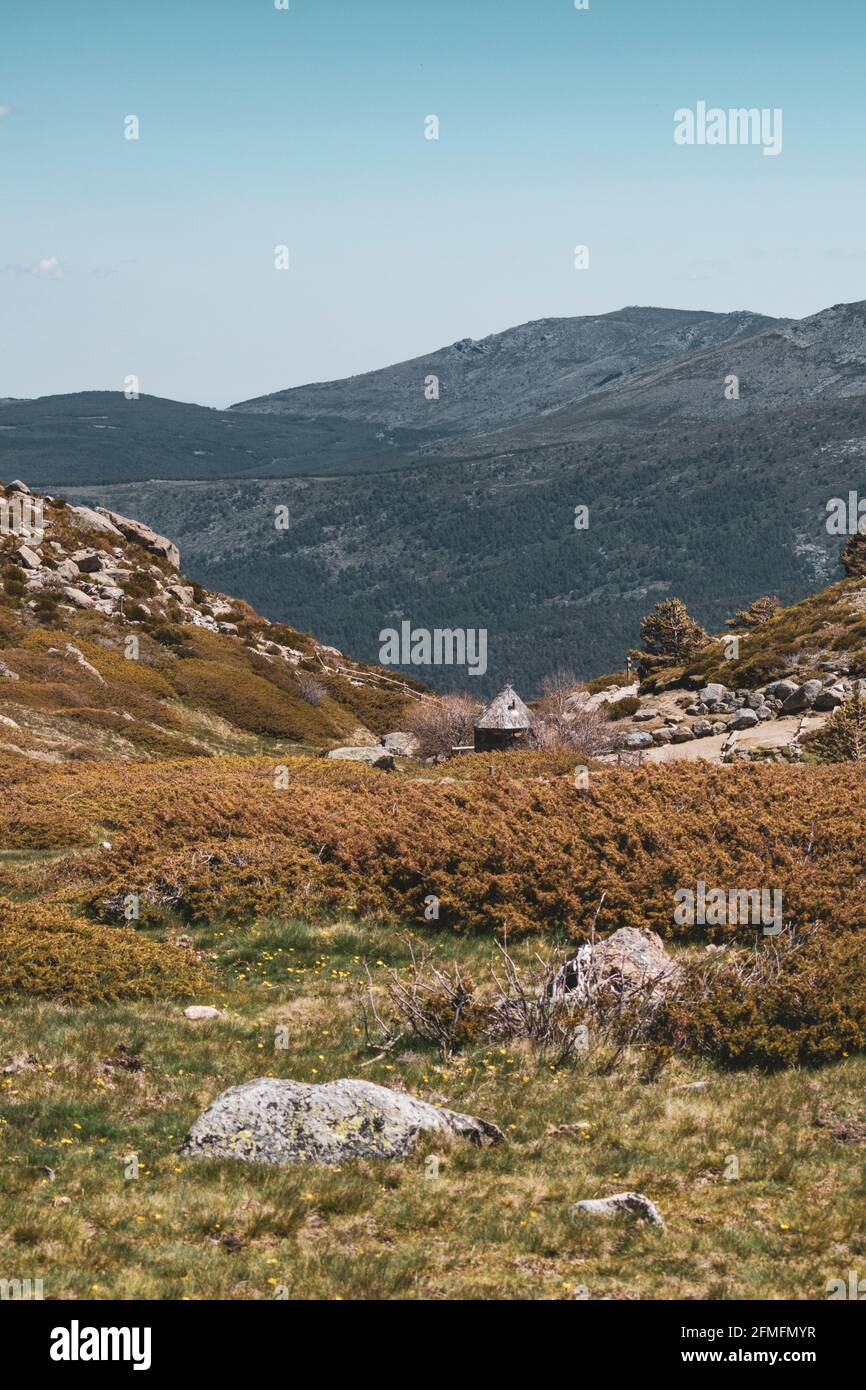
607, 695, 641, 720
0, 897, 208, 1004
805, 692, 866, 762
647, 928, 866, 1070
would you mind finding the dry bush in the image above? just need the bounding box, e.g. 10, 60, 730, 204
363, 929, 665, 1068
294, 671, 328, 706
402, 691, 483, 758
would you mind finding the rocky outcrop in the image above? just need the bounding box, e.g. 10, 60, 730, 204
95, 508, 180, 570
180, 1077, 504, 1166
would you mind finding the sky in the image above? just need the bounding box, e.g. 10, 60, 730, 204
1, 0, 864, 406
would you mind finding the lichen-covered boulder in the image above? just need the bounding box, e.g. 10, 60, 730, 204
180, 1077, 503, 1166
573, 1191, 664, 1229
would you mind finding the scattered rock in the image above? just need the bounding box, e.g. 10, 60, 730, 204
62, 586, 97, 610
671, 727, 695, 742
632, 708, 660, 722
625, 731, 654, 749
15, 544, 41, 569
7, 479, 31, 495
729, 708, 759, 730
813, 686, 845, 711
766, 679, 800, 701
572, 1191, 664, 1229
651, 728, 672, 745
698, 683, 728, 704
552, 927, 680, 1004
180, 1077, 503, 1166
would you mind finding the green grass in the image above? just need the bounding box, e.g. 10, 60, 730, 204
1, 917, 865, 1300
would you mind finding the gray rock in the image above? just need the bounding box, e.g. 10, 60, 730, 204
54, 559, 80, 582
7, 479, 31, 495
746, 692, 765, 710
651, 728, 672, 745
168, 584, 195, 606
572, 1191, 664, 1229
781, 679, 823, 713
625, 731, 654, 750
711, 721, 728, 734
671, 727, 695, 742
326, 745, 396, 768
15, 545, 41, 570
692, 720, 712, 737
184, 1005, 223, 1021
632, 708, 660, 722
766, 679, 799, 701
756, 705, 773, 720
180, 1077, 503, 1166
698, 683, 728, 704
69, 505, 124, 538
380, 731, 420, 756
729, 708, 759, 730
96, 507, 181, 570
62, 586, 97, 610
71, 549, 105, 572
813, 686, 845, 711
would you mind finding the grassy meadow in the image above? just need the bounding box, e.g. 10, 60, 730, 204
2, 915, 865, 1302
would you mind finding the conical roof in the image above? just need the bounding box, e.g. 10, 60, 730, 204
475, 684, 533, 730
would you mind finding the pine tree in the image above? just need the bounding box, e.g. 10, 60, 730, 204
725, 595, 779, 629
809, 692, 866, 762
629, 598, 708, 673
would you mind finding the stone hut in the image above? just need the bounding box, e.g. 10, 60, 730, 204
473, 684, 533, 752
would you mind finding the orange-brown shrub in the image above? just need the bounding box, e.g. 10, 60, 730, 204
0, 897, 208, 1004
4, 758, 866, 941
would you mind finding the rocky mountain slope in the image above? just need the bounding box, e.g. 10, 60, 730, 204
5, 300, 866, 694
0, 480, 424, 763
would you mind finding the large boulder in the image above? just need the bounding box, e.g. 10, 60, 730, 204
325, 745, 395, 768
379, 731, 420, 757
69, 505, 124, 538
765, 679, 799, 702
180, 1077, 503, 1166
552, 927, 680, 1004
729, 708, 759, 730
781, 679, 823, 713
625, 731, 654, 749
698, 683, 728, 705
813, 685, 846, 711
95, 507, 180, 570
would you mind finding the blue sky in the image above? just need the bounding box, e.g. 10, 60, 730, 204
1, 0, 864, 405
